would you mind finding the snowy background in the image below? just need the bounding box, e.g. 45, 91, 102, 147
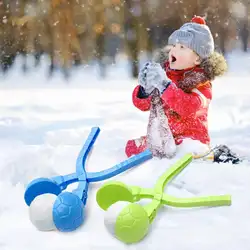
0, 50, 250, 250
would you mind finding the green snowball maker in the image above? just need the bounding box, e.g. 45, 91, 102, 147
96, 154, 232, 244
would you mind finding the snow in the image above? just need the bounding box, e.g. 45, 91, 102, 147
29, 194, 57, 231
0, 51, 250, 250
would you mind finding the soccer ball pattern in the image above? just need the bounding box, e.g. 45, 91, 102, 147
53, 192, 84, 232
115, 203, 149, 243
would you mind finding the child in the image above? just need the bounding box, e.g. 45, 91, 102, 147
125, 16, 236, 163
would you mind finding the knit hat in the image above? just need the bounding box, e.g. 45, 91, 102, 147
168, 16, 214, 59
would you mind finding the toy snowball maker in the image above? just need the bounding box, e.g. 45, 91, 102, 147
96, 154, 232, 244
24, 127, 153, 232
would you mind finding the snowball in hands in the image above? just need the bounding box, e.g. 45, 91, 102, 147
29, 193, 57, 231
146, 63, 171, 93
138, 62, 155, 95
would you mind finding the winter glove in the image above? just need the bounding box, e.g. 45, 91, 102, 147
138, 62, 155, 95
146, 62, 172, 94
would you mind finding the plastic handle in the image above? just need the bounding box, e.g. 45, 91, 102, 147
87, 149, 153, 182
76, 127, 100, 178
154, 154, 193, 193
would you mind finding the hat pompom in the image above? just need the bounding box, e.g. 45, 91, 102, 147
191, 16, 206, 25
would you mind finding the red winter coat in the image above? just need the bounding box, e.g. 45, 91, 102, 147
132, 62, 212, 146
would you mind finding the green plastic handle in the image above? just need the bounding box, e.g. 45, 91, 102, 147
143, 154, 193, 222
154, 154, 193, 193
142, 154, 232, 223
162, 193, 232, 207
96, 154, 232, 227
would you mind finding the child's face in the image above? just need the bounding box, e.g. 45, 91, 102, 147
168, 43, 201, 70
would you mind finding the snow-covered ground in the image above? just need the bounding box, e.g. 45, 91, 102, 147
0, 51, 250, 250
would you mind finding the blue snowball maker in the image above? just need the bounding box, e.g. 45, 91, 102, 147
53, 192, 84, 232
24, 178, 61, 206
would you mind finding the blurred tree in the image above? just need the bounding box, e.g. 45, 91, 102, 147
241, 0, 249, 52
12, 0, 38, 72
48, 0, 83, 78
150, 0, 235, 54
231, 0, 249, 52
93, 0, 107, 78
0, 0, 242, 78
124, 0, 140, 78
140, 0, 153, 58
0, 2, 16, 73
123, 0, 153, 78
8, 0, 84, 78
204, 0, 233, 54
241, 18, 249, 52
149, 0, 209, 49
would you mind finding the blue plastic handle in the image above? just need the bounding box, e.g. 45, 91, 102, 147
76, 127, 100, 178
73, 181, 89, 204
24, 127, 100, 206
73, 127, 100, 203
24, 127, 152, 209
51, 173, 78, 190
87, 149, 153, 182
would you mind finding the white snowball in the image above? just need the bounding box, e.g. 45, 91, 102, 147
177, 138, 210, 157
29, 193, 57, 231
104, 201, 130, 236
